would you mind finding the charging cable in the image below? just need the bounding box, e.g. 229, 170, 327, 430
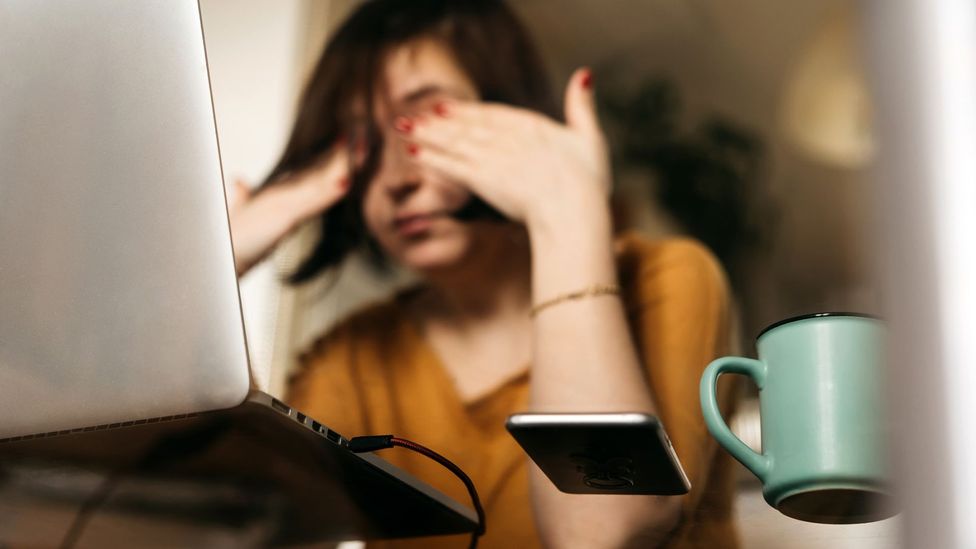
347, 435, 486, 549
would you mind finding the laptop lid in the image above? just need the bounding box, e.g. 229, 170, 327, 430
0, 0, 250, 438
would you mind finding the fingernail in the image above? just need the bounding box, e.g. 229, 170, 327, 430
433, 102, 449, 117
338, 176, 350, 190
407, 143, 419, 157
581, 68, 593, 90
394, 116, 414, 134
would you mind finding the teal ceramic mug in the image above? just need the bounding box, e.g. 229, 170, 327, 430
700, 313, 897, 523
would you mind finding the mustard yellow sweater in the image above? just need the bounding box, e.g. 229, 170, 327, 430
288, 234, 740, 549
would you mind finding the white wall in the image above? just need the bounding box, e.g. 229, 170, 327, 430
198, 0, 309, 391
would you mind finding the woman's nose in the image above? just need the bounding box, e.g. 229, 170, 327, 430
384, 175, 421, 202
381, 136, 424, 200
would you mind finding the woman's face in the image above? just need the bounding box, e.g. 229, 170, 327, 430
360, 39, 501, 273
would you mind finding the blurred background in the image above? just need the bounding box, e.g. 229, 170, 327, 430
200, 0, 895, 547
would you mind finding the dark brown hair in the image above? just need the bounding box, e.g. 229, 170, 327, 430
261, 0, 557, 284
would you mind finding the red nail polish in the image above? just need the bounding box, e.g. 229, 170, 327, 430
433, 102, 449, 117
338, 176, 350, 190
394, 116, 413, 133
581, 68, 593, 90
407, 143, 419, 157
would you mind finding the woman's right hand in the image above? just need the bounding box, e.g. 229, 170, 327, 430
228, 142, 350, 277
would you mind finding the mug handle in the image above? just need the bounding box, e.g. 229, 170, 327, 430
700, 356, 771, 482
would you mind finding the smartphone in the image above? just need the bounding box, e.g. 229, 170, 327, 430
505, 413, 690, 495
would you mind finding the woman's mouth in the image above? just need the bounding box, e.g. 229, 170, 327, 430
394, 211, 443, 237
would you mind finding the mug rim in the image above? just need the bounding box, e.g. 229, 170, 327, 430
757, 312, 882, 341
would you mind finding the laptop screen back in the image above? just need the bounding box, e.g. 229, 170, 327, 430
0, 0, 250, 438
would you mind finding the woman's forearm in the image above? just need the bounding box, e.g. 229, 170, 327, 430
230, 183, 322, 276
526, 198, 681, 548
527, 196, 651, 412
229, 144, 349, 277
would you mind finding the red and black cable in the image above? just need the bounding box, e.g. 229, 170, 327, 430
347, 435, 486, 549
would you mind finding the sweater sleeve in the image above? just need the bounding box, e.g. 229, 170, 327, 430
621, 236, 738, 513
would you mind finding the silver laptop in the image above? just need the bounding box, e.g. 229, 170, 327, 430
0, 0, 474, 543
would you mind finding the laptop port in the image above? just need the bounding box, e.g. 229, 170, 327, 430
296, 412, 306, 424
271, 398, 290, 415
326, 429, 340, 444
311, 420, 322, 433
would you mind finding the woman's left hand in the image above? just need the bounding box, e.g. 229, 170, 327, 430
401, 68, 610, 232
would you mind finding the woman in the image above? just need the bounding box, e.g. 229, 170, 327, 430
230, 1, 739, 547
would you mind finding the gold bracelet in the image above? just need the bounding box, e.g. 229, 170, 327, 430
530, 284, 622, 317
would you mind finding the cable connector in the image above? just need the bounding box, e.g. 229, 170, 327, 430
346, 434, 394, 453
